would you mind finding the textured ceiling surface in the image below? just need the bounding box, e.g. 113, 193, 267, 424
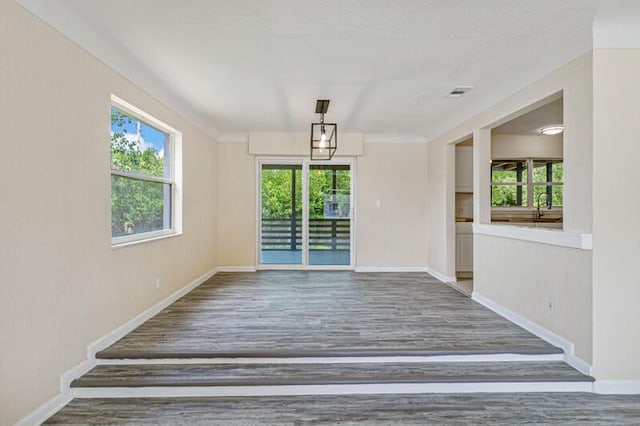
16, 0, 634, 140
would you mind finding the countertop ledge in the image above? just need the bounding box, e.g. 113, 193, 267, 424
474, 223, 592, 250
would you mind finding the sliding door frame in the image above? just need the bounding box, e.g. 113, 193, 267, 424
256, 157, 356, 271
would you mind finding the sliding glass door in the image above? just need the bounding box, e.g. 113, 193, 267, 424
308, 164, 351, 265
260, 163, 303, 265
258, 159, 353, 269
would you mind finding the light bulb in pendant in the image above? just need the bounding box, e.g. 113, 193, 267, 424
319, 128, 327, 148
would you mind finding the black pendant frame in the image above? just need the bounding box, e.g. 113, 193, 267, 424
310, 122, 337, 160
310, 99, 336, 160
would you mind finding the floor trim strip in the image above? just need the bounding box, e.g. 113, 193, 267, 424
71, 381, 594, 398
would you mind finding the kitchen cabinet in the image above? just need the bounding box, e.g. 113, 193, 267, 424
456, 234, 473, 272
456, 222, 473, 272
455, 146, 473, 193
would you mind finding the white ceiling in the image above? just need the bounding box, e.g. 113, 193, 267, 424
16, 0, 634, 141
493, 98, 563, 135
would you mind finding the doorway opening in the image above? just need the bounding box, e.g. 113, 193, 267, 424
454, 138, 474, 296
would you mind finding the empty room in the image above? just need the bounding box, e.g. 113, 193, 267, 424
3, 0, 640, 424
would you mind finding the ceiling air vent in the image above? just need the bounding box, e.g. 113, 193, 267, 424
447, 86, 474, 98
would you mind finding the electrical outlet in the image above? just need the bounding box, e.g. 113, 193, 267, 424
156, 278, 162, 289
546, 298, 555, 312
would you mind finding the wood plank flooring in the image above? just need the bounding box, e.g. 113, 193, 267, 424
47, 271, 626, 424
98, 272, 557, 358
46, 394, 640, 425
72, 362, 591, 387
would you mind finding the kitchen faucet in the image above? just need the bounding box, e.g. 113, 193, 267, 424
536, 192, 550, 220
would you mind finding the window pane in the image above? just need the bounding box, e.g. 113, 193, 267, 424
308, 165, 351, 266
260, 165, 303, 265
110, 107, 169, 178
552, 185, 563, 207
533, 185, 549, 207
491, 161, 527, 183
533, 184, 563, 208
111, 175, 171, 237
491, 185, 527, 207
552, 161, 563, 183
533, 160, 563, 183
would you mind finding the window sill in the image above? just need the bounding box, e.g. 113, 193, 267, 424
111, 231, 182, 249
491, 207, 563, 212
474, 223, 592, 250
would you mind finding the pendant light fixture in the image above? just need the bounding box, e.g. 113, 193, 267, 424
310, 99, 337, 160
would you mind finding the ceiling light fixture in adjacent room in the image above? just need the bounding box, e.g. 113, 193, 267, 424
310, 99, 337, 160
539, 125, 564, 135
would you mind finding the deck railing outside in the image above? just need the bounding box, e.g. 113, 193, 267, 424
261, 218, 350, 251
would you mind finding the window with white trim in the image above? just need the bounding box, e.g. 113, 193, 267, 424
491, 159, 563, 208
110, 95, 182, 245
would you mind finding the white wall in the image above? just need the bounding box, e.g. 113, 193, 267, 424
0, 2, 218, 423
426, 53, 594, 364
592, 48, 640, 380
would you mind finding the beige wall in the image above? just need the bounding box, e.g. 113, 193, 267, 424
215, 142, 429, 269
427, 140, 456, 276
356, 143, 428, 268
0, 2, 218, 423
592, 48, 640, 380
475, 236, 593, 362
217, 142, 256, 267
249, 132, 364, 156
492, 134, 563, 159
426, 53, 594, 363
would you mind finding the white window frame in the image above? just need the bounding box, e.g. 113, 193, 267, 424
491, 157, 563, 211
110, 95, 183, 247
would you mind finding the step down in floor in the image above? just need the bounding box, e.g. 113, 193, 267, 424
71, 361, 593, 397
95, 347, 565, 360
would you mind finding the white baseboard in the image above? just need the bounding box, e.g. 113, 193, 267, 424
424, 266, 457, 283
15, 393, 73, 426
17, 267, 218, 426
218, 266, 257, 272
60, 358, 96, 392
564, 353, 593, 377
471, 292, 592, 376
87, 267, 218, 357
355, 266, 428, 273
593, 380, 640, 394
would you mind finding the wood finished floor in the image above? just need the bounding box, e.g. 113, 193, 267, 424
99, 272, 557, 358
46, 394, 640, 425
48, 272, 634, 424
72, 362, 590, 388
